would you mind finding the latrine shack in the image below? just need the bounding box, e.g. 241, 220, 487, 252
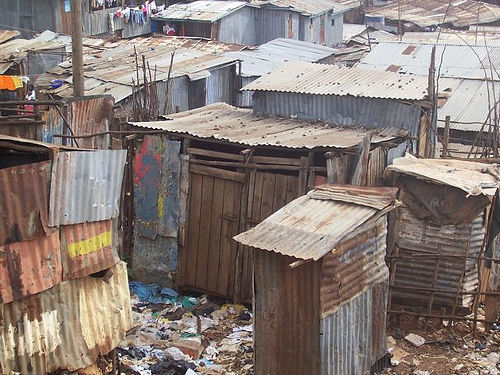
0, 135, 131, 374
128, 102, 408, 301
385, 154, 500, 321
233, 185, 399, 375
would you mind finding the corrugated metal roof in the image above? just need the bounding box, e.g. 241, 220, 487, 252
60, 220, 119, 280
0, 229, 62, 304
225, 38, 336, 77
401, 30, 500, 46
385, 154, 499, 196
39, 42, 239, 102
130, 102, 408, 150
49, 150, 127, 226
241, 61, 429, 100
0, 261, 131, 374
342, 24, 399, 45
153, 1, 248, 22
357, 42, 500, 80
252, 0, 348, 16
438, 78, 500, 132
0, 161, 51, 246
365, 0, 500, 27
0, 30, 20, 44
233, 185, 398, 261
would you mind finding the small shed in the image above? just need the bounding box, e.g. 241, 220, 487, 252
152, 0, 348, 47
385, 154, 500, 317
243, 61, 435, 156
234, 185, 399, 375
224, 38, 337, 107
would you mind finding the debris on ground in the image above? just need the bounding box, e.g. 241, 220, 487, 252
381, 313, 500, 375
117, 283, 253, 375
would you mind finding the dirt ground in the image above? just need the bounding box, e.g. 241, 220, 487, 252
380, 313, 500, 375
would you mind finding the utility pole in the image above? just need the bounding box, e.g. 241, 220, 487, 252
71, 0, 84, 97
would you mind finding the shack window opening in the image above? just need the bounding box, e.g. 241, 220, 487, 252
331, 19, 335, 26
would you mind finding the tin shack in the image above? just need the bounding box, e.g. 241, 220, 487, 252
0, 135, 131, 374
152, 0, 348, 47
243, 61, 435, 156
234, 185, 399, 375
385, 154, 500, 317
128, 102, 409, 301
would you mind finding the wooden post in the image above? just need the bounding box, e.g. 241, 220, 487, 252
442, 115, 450, 158
71, 0, 84, 97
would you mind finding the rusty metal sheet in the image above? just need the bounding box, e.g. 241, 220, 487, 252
0, 229, 62, 304
131, 103, 408, 150
234, 186, 397, 261
0, 30, 20, 44
0, 161, 51, 246
60, 220, 119, 280
49, 150, 127, 226
68, 96, 114, 149
0, 261, 132, 374
320, 217, 389, 317
385, 154, 500, 197
254, 250, 321, 375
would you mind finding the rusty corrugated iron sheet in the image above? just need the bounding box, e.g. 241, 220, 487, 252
131, 103, 408, 150
241, 61, 429, 100
391, 206, 485, 309
60, 220, 119, 280
68, 96, 114, 149
0, 261, 132, 374
0, 161, 51, 246
234, 185, 398, 261
49, 150, 127, 226
0, 229, 62, 304
385, 154, 500, 197
320, 217, 389, 317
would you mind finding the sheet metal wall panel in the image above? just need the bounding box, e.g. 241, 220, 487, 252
391, 206, 485, 308
218, 6, 257, 45
60, 220, 119, 280
253, 92, 422, 137
49, 150, 127, 226
254, 250, 321, 375
0, 230, 62, 304
83, 7, 118, 36
237, 76, 257, 107
205, 65, 234, 106
256, 8, 299, 45
41, 107, 64, 144
133, 136, 181, 286
0, 261, 132, 374
320, 282, 388, 375
320, 218, 389, 317
0, 161, 51, 246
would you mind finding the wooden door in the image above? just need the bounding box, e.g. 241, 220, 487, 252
180, 164, 244, 298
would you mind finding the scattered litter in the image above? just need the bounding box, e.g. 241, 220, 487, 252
119, 283, 254, 375
405, 333, 426, 348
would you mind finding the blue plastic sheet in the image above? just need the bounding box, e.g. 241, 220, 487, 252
129, 281, 179, 304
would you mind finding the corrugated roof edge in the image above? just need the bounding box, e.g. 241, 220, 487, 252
0, 134, 90, 152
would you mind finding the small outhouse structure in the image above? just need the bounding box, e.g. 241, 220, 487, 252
234, 184, 399, 375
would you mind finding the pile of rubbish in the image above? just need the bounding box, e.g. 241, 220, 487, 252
118, 282, 254, 375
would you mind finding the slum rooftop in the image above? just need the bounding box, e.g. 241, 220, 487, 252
365, 0, 500, 28
130, 102, 408, 150
357, 42, 500, 80
225, 38, 337, 77
242, 61, 430, 100
234, 185, 399, 260
37, 40, 240, 102
153, 0, 349, 22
